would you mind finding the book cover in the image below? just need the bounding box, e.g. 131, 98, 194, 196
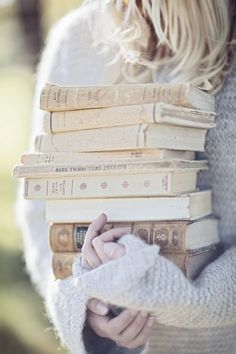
43, 102, 215, 133
45, 190, 212, 222
40, 83, 215, 111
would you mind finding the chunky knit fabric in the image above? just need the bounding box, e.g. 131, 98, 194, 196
18, 2, 236, 354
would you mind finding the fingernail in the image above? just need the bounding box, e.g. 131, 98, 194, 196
97, 302, 109, 315
103, 243, 117, 257
147, 317, 154, 327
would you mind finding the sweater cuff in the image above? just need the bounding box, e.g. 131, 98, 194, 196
46, 274, 89, 354
46, 255, 148, 354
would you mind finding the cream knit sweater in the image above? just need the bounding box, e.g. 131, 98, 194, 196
18, 3, 236, 354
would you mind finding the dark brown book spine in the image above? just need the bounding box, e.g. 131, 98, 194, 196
49, 221, 189, 253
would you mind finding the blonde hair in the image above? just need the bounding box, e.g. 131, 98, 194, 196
90, 0, 236, 93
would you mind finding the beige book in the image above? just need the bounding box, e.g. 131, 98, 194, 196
43, 103, 216, 133
35, 124, 207, 153
24, 170, 199, 199
49, 218, 219, 253
20, 150, 195, 165
45, 190, 212, 223
40, 83, 215, 112
14, 160, 208, 179
52, 244, 222, 280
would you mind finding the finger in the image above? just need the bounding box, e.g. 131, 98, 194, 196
92, 227, 130, 263
82, 214, 107, 268
124, 316, 154, 349
86, 310, 111, 338
103, 242, 126, 260
107, 308, 139, 335
87, 298, 109, 316
98, 227, 131, 243
81, 250, 101, 269
117, 311, 149, 345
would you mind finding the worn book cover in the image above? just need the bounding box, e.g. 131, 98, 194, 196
49, 218, 219, 253
52, 244, 222, 280
43, 102, 215, 133
40, 83, 215, 111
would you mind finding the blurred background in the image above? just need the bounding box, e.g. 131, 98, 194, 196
0, 1, 82, 353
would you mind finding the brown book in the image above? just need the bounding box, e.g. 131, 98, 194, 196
40, 83, 215, 112
43, 103, 215, 133
52, 244, 222, 280
49, 218, 219, 253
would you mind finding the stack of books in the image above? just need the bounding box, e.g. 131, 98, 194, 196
14, 82, 222, 280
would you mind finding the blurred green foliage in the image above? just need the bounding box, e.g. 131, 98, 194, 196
0, 1, 82, 353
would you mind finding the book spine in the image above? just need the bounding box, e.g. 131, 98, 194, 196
45, 191, 212, 223
52, 252, 79, 280
34, 124, 206, 153
24, 172, 197, 199
34, 125, 147, 153
44, 104, 155, 133
21, 150, 196, 165
14, 160, 207, 178
43, 103, 216, 133
40, 83, 191, 111
49, 222, 188, 253
51, 250, 189, 280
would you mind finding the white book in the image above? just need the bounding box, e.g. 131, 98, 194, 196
35, 123, 207, 153
14, 160, 207, 178
43, 103, 216, 133
40, 83, 215, 112
20, 150, 195, 165
45, 190, 212, 223
24, 170, 200, 199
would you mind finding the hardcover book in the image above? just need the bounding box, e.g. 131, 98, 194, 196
40, 83, 215, 111
24, 170, 200, 199
43, 102, 215, 133
52, 244, 222, 280
45, 190, 212, 223
35, 123, 208, 153
49, 218, 219, 253
20, 150, 196, 165
14, 160, 207, 178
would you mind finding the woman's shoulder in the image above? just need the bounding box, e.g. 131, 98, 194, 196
48, 2, 100, 46
38, 2, 107, 86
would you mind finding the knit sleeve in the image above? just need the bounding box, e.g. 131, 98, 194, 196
18, 4, 146, 354
75, 234, 236, 329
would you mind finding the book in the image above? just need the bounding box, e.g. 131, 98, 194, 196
40, 83, 215, 112
43, 103, 216, 133
45, 190, 212, 222
49, 218, 219, 253
14, 160, 208, 178
20, 150, 196, 165
24, 170, 200, 199
35, 123, 208, 153
52, 244, 222, 280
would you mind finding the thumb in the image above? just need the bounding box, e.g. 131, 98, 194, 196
103, 242, 126, 260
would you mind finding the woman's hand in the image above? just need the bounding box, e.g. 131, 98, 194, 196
82, 214, 154, 348
87, 307, 154, 349
82, 213, 130, 269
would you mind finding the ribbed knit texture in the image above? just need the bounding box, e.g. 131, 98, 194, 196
17, 2, 236, 354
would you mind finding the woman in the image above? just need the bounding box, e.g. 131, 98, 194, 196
19, 1, 236, 353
